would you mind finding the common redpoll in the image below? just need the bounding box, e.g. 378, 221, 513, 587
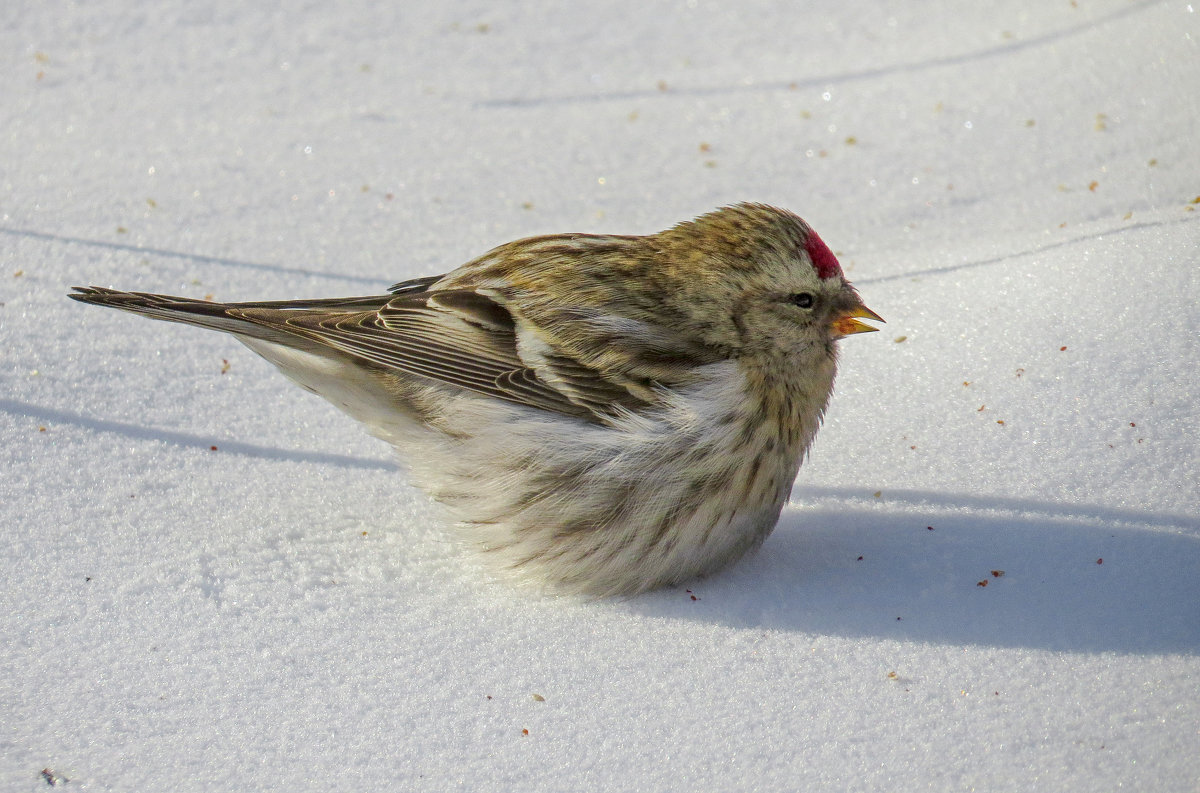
71, 203, 881, 595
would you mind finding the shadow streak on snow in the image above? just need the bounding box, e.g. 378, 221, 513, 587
856, 214, 1200, 286
476, 0, 1157, 109
0, 226, 390, 287
630, 495, 1200, 655
0, 398, 396, 472
788, 484, 1200, 533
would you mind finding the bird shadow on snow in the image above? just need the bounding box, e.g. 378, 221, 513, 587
629, 488, 1200, 656
10, 400, 1196, 656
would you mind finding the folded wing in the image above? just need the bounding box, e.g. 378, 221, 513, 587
70, 284, 693, 422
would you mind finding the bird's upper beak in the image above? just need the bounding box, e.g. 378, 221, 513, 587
831, 303, 884, 338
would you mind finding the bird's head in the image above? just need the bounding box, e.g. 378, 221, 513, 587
650, 203, 883, 362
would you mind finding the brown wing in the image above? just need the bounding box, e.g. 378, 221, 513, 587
70, 285, 648, 421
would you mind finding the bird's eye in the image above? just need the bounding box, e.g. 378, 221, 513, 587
789, 292, 815, 309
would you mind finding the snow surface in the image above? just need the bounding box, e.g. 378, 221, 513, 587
3, 1, 1199, 790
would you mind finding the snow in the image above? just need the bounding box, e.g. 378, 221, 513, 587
3, 0, 1199, 790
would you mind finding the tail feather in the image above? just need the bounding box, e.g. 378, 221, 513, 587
68, 286, 388, 349
69, 286, 438, 436
70, 286, 291, 344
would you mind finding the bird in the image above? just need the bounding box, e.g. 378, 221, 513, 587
70, 203, 882, 596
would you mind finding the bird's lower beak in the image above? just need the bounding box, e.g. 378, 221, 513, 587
831, 304, 884, 338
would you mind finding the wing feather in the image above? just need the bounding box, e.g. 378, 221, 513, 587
72, 281, 700, 423
234, 291, 614, 420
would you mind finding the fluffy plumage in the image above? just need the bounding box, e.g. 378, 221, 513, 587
70, 203, 882, 595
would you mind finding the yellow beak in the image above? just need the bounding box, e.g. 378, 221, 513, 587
831, 304, 884, 338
